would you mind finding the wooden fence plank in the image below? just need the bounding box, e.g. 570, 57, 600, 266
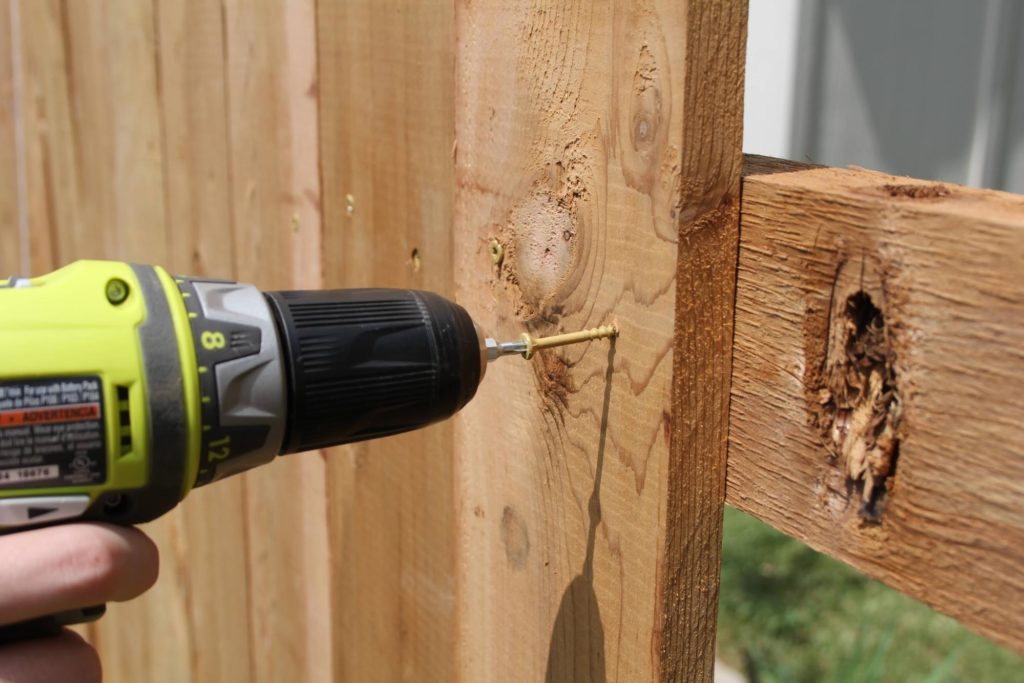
729, 156, 1024, 653
15, 0, 75, 273
220, 0, 329, 680
156, 0, 235, 275
151, 1, 252, 681
60, 0, 168, 261
317, 1, 457, 679
15, 0, 167, 264
661, 4, 748, 677
453, 1, 746, 680
0, 1, 20, 276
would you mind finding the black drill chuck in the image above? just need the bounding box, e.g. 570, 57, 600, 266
264, 288, 484, 453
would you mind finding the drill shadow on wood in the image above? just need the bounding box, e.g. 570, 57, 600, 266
545, 341, 615, 683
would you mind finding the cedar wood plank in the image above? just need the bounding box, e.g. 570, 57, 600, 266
453, 1, 746, 680
0, 1, 20, 276
730, 156, 1024, 653
317, 1, 457, 680
219, 1, 330, 681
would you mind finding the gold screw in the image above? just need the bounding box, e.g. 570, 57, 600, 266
521, 325, 617, 360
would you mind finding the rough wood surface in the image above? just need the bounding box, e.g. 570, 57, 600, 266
0, 0, 21, 276
317, 1, 457, 680
221, 1, 330, 681
730, 159, 1024, 653
453, 1, 746, 680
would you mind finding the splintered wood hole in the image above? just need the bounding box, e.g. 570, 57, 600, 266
881, 183, 950, 200
815, 292, 903, 523
411, 248, 421, 272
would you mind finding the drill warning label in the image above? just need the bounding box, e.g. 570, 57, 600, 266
0, 377, 106, 488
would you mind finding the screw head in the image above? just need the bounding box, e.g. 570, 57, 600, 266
488, 239, 503, 265
106, 279, 130, 305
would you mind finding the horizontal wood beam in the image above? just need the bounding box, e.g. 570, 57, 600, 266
728, 154, 1024, 653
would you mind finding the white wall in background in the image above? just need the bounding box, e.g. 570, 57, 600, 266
744, 0, 1024, 193
743, 0, 802, 158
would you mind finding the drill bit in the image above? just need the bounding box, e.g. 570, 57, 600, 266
485, 325, 618, 361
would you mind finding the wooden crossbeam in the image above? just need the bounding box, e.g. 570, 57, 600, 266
729, 154, 1024, 653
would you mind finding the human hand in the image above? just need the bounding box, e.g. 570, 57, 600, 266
0, 524, 159, 683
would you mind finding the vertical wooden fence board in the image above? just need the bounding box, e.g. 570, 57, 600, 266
152, 1, 252, 681
0, 0, 21, 275
280, 0, 334, 678
155, 0, 235, 275
317, 0, 457, 680
15, 0, 76, 273
59, 0, 168, 261
221, 0, 330, 681
453, 1, 746, 681
15, 0, 167, 263
660, 4, 747, 678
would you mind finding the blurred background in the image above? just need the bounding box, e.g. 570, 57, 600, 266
743, 0, 1024, 191
720, 1, 1024, 680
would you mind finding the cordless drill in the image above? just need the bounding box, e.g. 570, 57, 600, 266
0, 260, 615, 639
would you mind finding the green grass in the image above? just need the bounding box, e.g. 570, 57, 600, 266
717, 507, 1024, 683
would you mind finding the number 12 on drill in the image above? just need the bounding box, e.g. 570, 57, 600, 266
207, 435, 231, 462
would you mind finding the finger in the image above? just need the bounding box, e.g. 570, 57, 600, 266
0, 524, 159, 626
0, 629, 101, 683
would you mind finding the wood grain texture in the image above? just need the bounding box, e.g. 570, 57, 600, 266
0, 1, 21, 276
661, 4, 747, 679
317, 1, 457, 679
54, 0, 167, 261
221, 0, 330, 680
15, 0, 81, 272
150, 2, 251, 681
729, 160, 1024, 653
453, 1, 746, 681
